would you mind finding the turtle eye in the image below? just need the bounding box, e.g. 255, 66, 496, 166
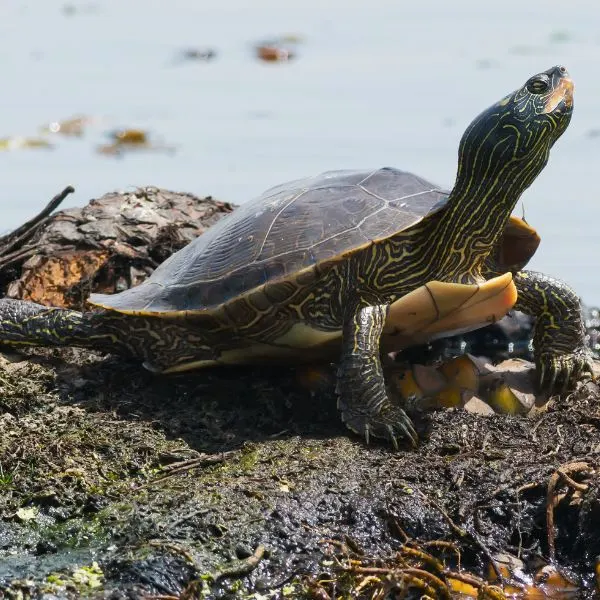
526, 75, 550, 94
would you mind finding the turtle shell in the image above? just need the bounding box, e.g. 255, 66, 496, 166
89, 168, 451, 314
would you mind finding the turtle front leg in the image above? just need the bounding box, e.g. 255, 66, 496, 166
513, 270, 594, 392
337, 300, 418, 449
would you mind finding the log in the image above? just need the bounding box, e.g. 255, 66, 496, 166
0, 186, 235, 310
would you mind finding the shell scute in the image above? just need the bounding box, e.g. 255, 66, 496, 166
89, 168, 448, 314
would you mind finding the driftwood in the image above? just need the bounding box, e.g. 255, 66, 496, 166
0, 186, 234, 310
0, 186, 75, 267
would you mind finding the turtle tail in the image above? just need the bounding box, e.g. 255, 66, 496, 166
0, 298, 120, 352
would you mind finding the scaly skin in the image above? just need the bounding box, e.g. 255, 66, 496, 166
0, 300, 111, 349
0, 298, 218, 367
336, 298, 418, 449
513, 270, 593, 391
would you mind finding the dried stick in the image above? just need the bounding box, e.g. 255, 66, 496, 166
0, 185, 75, 256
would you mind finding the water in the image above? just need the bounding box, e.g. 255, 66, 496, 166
1, 0, 599, 301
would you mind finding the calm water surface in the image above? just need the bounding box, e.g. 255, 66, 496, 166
1, 0, 599, 300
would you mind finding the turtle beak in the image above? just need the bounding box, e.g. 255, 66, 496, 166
543, 69, 574, 114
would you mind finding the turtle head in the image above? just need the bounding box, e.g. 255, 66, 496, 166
455, 65, 573, 193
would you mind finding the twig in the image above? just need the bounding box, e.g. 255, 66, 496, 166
421, 540, 462, 570
546, 461, 592, 561
414, 486, 504, 580
515, 481, 542, 495
470, 526, 504, 582
399, 545, 445, 575
0, 246, 37, 271
158, 542, 266, 598
557, 467, 589, 493
342, 565, 451, 600
0, 186, 74, 255
401, 567, 452, 599
136, 451, 237, 489
389, 515, 410, 543
210, 544, 266, 581
148, 540, 196, 565
414, 488, 467, 538
444, 571, 508, 600
354, 575, 382, 594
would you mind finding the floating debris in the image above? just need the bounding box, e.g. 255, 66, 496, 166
549, 30, 574, 44
96, 142, 176, 157
476, 58, 498, 70
175, 47, 217, 64
254, 36, 301, 62
279, 33, 304, 44
109, 129, 148, 145
509, 45, 539, 56
256, 43, 295, 62
0, 136, 53, 151
62, 3, 99, 16
41, 115, 95, 137
96, 129, 176, 157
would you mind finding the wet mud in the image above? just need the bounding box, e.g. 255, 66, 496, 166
0, 189, 599, 599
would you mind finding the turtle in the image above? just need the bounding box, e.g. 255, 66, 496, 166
0, 65, 592, 448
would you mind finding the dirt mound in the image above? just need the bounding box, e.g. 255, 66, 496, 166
0, 188, 599, 599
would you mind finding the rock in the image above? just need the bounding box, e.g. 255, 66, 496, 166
464, 396, 496, 416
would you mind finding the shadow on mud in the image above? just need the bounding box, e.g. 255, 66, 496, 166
1, 344, 599, 598
1, 188, 599, 598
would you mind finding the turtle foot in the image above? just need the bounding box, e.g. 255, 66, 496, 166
537, 348, 594, 394
341, 402, 418, 450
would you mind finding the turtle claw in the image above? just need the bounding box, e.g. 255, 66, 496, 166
386, 425, 399, 451
537, 349, 594, 395
364, 424, 370, 447
342, 402, 418, 450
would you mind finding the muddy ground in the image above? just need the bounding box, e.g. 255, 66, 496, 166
0, 188, 599, 599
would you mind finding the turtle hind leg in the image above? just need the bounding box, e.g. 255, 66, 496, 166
513, 270, 594, 392
0, 298, 119, 352
337, 299, 418, 449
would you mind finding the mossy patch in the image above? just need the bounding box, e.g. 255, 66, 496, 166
0, 345, 599, 597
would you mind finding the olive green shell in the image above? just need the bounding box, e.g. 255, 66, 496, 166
89, 168, 449, 314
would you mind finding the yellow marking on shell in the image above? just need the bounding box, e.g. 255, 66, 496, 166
435, 355, 480, 408
86, 214, 434, 320
149, 273, 517, 371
